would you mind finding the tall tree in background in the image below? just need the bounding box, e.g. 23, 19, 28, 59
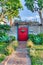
25, 0, 43, 24
0, 0, 22, 26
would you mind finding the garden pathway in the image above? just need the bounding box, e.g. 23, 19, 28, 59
1, 41, 31, 65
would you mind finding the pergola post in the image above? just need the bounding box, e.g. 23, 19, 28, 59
16, 23, 19, 40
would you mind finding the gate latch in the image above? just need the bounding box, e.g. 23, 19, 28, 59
21, 29, 25, 32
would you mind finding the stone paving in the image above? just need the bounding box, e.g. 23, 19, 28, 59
1, 41, 31, 65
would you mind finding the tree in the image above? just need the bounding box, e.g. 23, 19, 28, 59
25, 0, 43, 24
0, 0, 22, 26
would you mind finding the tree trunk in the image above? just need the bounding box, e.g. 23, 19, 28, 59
1, 13, 4, 21
38, 10, 43, 33
10, 17, 13, 26
38, 10, 43, 25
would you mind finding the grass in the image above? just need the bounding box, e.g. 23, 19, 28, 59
0, 41, 18, 62
31, 50, 43, 65
31, 56, 43, 65
27, 41, 43, 65
0, 54, 6, 62
34, 45, 43, 50
30, 46, 43, 65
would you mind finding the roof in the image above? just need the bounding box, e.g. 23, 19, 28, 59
14, 21, 42, 26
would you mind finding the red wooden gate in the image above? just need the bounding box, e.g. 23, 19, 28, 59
18, 27, 28, 41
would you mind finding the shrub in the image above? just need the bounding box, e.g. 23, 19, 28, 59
0, 31, 8, 42
0, 30, 5, 36
28, 34, 42, 45
29, 48, 36, 57
27, 40, 34, 48
38, 33, 43, 38
38, 34, 43, 44
11, 41, 18, 50
10, 36, 16, 41
31, 56, 43, 65
0, 24, 11, 31
5, 46, 14, 55
29, 34, 35, 42
0, 54, 6, 62
33, 35, 42, 45
0, 31, 16, 43
0, 42, 8, 54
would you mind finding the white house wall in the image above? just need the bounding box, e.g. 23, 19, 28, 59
7, 26, 43, 40
7, 26, 17, 40
40, 26, 43, 33
29, 26, 40, 34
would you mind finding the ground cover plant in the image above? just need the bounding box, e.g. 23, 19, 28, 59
27, 39, 43, 65
0, 41, 18, 62
0, 24, 11, 31
31, 47, 43, 65
0, 30, 16, 43
29, 34, 43, 45
0, 30, 17, 62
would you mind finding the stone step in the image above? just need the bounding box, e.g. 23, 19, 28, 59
16, 50, 27, 53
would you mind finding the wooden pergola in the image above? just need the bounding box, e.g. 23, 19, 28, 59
14, 21, 42, 26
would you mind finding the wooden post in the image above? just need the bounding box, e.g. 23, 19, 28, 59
28, 25, 29, 39
16, 23, 19, 40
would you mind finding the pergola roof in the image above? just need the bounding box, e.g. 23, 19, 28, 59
14, 21, 42, 26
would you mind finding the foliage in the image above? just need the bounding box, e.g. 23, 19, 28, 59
0, 31, 16, 43
27, 40, 34, 48
38, 0, 43, 10
29, 34, 42, 45
38, 33, 43, 38
0, 0, 23, 22
30, 49, 43, 65
0, 41, 18, 62
38, 33, 43, 44
0, 43, 6, 54
0, 24, 11, 30
25, 0, 43, 25
29, 48, 36, 57
0, 54, 6, 62
34, 45, 43, 50
31, 56, 43, 65
5, 46, 14, 55
27, 44, 43, 65
0, 31, 10, 42
10, 36, 16, 41
25, 0, 43, 11
25, 0, 34, 12
29, 34, 35, 42
33, 35, 42, 45
11, 41, 18, 50
0, 40, 16, 62
5, 41, 18, 55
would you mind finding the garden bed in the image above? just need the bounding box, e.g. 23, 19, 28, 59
0, 41, 18, 63
31, 48, 43, 65
0, 30, 17, 62
0, 24, 11, 31
27, 40, 43, 65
